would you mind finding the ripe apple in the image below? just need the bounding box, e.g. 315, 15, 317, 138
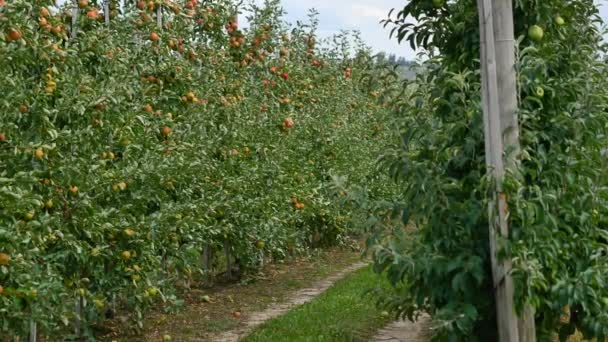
0, 133, 6, 143
232, 311, 241, 318
281, 73, 289, 80
143, 104, 153, 112
7, 29, 22, 42
118, 181, 127, 191
295, 203, 305, 209
19, 104, 28, 113
86, 9, 99, 19
40, 7, 50, 18
136, 1, 146, 10
45, 84, 56, 94
120, 250, 131, 260
0, 253, 10, 266
51, 25, 63, 35
35, 147, 45, 159
149, 32, 159, 41
161, 126, 173, 137
283, 118, 294, 129
78, 0, 89, 9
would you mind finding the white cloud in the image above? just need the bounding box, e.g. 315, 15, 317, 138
350, 3, 390, 22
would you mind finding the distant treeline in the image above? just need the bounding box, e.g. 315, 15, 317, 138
376, 52, 414, 67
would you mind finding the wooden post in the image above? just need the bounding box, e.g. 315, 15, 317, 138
477, 0, 522, 340
104, 0, 110, 26
29, 320, 36, 342
492, 0, 536, 339
224, 241, 231, 279
202, 244, 212, 272
156, 4, 162, 28
71, 1, 79, 39
74, 295, 84, 337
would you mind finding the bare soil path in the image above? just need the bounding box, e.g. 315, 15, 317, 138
101, 246, 367, 341
370, 316, 432, 342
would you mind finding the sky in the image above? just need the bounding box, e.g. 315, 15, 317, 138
56, 0, 608, 60
246, 0, 410, 58
267, 0, 608, 60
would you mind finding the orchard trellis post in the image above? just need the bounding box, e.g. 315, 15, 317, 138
71, 1, 79, 38
156, 2, 162, 28
104, 0, 110, 26
477, 0, 536, 340
29, 319, 36, 342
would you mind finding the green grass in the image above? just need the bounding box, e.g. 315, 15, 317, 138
243, 266, 391, 342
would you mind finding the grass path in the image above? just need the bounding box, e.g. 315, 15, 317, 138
242, 266, 392, 342
212, 262, 368, 341
101, 246, 365, 341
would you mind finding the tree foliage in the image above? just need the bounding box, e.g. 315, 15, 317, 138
0, 0, 391, 338
363, 0, 608, 340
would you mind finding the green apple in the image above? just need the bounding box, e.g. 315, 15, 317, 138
528, 25, 544, 42
535, 86, 544, 98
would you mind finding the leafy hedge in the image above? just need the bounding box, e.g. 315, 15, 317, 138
0, 0, 391, 338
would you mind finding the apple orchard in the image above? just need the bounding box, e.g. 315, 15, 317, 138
0, 0, 393, 338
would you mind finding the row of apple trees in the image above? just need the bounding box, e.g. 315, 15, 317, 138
353, 0, 608, 340
0, 0, 393, 338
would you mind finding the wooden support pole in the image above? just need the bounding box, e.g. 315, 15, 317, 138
104, 0, 110, 26
202, 245, 211, 272
71, 2, 79, 39
29, 320, 37, 342
477, 0, 523, 340
156, 5, 162, 28
492, 0, 536, 339
74, 295, 84, 337
224, 240, 231, 279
